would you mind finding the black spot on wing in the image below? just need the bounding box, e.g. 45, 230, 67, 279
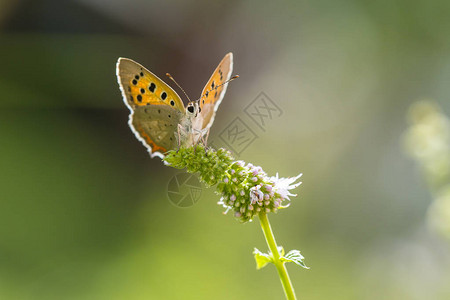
161, 92, 167, 100
149, 83, 156, 92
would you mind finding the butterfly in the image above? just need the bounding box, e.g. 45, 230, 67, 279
116, 53, 234, 159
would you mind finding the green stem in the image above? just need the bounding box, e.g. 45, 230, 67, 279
259, 212, 297, 300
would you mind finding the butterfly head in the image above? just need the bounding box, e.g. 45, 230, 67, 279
186, 101, 201, 117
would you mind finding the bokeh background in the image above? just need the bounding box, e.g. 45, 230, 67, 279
1, 0, 450, 299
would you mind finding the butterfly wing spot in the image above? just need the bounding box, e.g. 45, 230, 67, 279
170, 100, 175, 106
135, 75, 140, 80
129, 76, 171, 106
144, 108, 152, 118
140, 72, 144, 77
127, 86, 131, 92
211, 81, 215, 89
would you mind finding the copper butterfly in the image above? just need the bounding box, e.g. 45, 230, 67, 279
116, 53, 234, 159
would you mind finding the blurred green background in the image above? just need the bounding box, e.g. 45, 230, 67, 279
1, 0, 450, 299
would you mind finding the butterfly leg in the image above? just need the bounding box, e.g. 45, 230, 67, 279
187, 127, 199, 154
192, 129, 203, 146
195, 128, 210, 154
203, 128, 210, 148
176, 124, 184, 152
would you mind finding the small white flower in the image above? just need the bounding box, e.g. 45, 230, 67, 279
235, 160, 245, 167
270, 173, 303, 201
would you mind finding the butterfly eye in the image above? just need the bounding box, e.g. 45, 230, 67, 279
187, 106, 194, 113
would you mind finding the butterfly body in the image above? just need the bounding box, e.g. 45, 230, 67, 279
116, 53, 233, 159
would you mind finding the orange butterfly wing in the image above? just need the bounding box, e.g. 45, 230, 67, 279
116, 58, 185, 111
198, 53, 233, 130
116, 58, 185, 158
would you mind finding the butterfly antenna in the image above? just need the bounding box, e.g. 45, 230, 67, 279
196, 75, 239, 102
166, 73, 192, 102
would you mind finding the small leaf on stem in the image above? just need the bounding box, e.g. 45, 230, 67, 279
281, 250, 310, 269
253, 248, 273, 270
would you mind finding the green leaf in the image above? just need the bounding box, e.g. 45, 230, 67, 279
281, 249, 309, 269
253, 248, 273, 270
